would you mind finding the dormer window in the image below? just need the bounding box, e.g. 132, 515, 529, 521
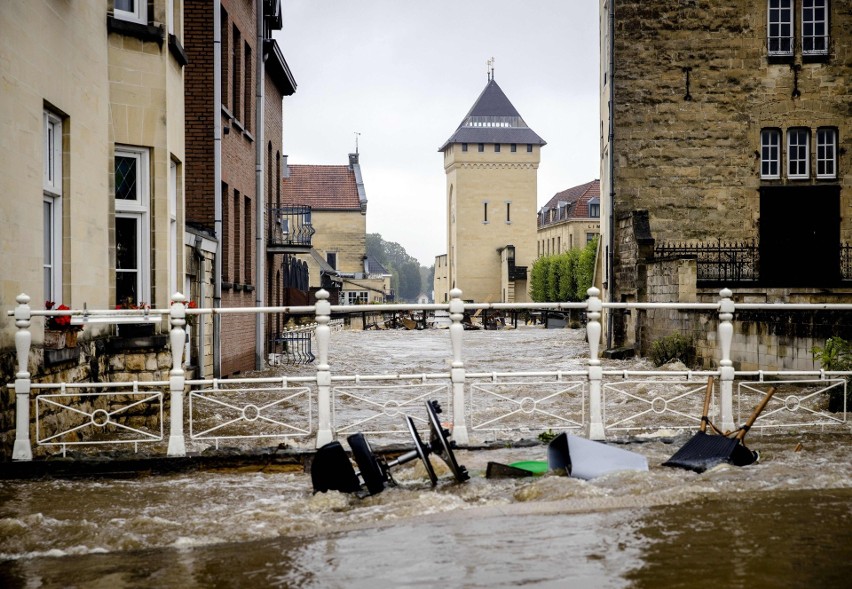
588, 198, 600, 218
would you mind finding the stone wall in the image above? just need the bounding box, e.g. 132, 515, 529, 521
0, 335, 173, 461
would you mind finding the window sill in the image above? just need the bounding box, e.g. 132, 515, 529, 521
802, 53, 830, 64
221, 107, 233, 121
767, 54, 794, 65
244, 130, 254, 143
44, 346, 81, 367
107, 16, 164, 46
233, 119, 245, 134
168, 34, 188, 67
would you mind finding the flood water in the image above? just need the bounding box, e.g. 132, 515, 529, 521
2, 327, 851, 587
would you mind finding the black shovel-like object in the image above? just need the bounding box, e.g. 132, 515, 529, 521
663, 380, 776, 473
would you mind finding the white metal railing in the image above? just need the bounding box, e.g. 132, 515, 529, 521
5, 287, 851, 460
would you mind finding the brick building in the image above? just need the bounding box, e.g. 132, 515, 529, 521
600, 0, 851, 365
184, 0, 296, 376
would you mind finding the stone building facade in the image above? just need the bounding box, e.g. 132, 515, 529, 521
600, 0, 852, 366
437, 76, 545, 304
0, 0, 188, 459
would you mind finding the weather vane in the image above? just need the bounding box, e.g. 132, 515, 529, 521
487, 57, 495, 81
354, 131, 361, 154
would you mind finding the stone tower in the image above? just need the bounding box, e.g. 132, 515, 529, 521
438, 75, 546, 303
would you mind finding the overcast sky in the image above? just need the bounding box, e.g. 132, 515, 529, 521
274, 1, 600, 267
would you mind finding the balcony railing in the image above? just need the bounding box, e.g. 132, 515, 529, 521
267, 205, 314, 251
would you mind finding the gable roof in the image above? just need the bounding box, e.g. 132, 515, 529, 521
438, 78, 546, 151
281, 164, 364, 211
538, 179, 600, 226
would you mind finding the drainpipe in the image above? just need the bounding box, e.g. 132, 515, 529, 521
254, 0, 266, 370
213, 0, 223, 378
606, 0, 616, 349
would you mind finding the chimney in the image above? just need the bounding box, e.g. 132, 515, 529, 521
348, 152, 359, 169
281, 154, 290, 179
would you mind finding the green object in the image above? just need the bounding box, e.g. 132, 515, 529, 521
509, 460, 549, 475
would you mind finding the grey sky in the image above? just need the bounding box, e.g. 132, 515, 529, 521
275, 1, 600, 266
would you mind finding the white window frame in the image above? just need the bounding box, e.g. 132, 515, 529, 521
169, 159, 178, 297
768, 0, 794, 56
342, 290, 368, 305
816, 127, 837, 179
787, 128, 810, 179
114, 0, 146, 25
761, 128, 782, 179
588, 198, 601, 218
115, 146, 151, 305
43, 111, 62, 304
802, 0, 829, 55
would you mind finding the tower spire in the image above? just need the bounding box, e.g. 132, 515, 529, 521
487, 57, 495, 81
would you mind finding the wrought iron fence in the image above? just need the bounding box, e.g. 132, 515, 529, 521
267, 205, 315, 248
654, 239, 759, 284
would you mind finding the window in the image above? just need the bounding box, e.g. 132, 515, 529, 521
233, 190, 241, 282
221, 7, 229, 110
232, 25, 241, 122
343, 291, 368, 305
802, 0, 829, 55
478, 143, 484, 153
327, 252, 337, 270
505, 202, 511, 224
244, 42, 252, 132
586, 232, 597, 244
787, 128, 809, 178
511, 143, 517, 152
114, 0, 146, 24
527, 144, 533, 152
588, 198, 601, 218
816, 127, 837, 179
761, 128, 782, 179
768, 0, 794, 56
44, 111, 62, 303
244, 194, 251, 283
115, 147, 151, 305
495, 144, 501, 153
461, 143, 468, 152
483, 201, 489, 223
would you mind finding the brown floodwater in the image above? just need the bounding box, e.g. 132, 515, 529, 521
2, 328, 850, 587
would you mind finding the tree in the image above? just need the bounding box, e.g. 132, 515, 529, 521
366, 233, 424, 302
528, 236, 599, 302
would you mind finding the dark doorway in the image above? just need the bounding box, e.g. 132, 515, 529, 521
759, 186, 840, 287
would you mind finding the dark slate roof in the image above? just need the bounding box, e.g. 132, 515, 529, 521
281, 165, 362, 211
438, 79, 546, 151
538, 180, 600, 227
364, 255, 390, 276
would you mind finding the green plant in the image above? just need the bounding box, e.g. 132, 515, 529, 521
537, 429, 557, 443
649, 333, 695, 367
812, 336, 852, 413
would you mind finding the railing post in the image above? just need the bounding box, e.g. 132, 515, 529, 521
586, 287, 605, 440
448, 288, 469, 444
12, 294, 33, 460
167, 292, 187, 456
315, 289, 333, 447
718, 288, 736, 432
